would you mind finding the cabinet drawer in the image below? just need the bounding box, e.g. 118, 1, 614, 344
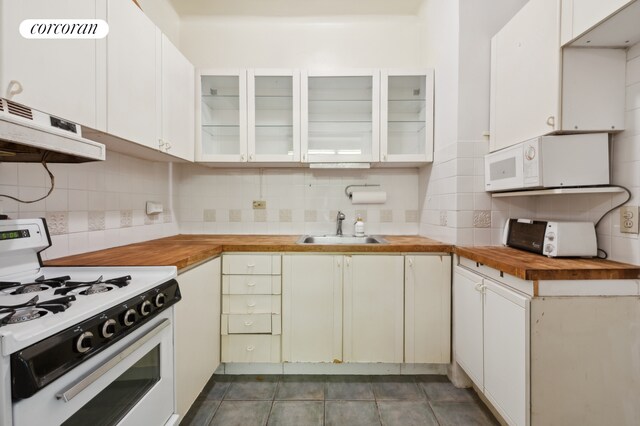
222, 295, 281, 314
222, 275, 282, 295
224, 314, 273, 334
221, 335, 281, 363
223, 254, 281, 275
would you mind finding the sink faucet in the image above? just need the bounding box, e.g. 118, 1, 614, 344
336, 211, 346, 236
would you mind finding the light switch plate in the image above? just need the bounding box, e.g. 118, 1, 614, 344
146, 201, 163, 215
620, 205, 638, 234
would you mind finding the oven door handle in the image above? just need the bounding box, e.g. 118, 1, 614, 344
55, 319, 170, 403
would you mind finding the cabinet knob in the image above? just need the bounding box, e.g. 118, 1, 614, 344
6, 80, 23, 99
240, 154, 246, 161
158, 138, 165, 148
246, 345, 255, 352
345, 257, 351, 267
383, 154, 387, 161
249, 154, 254, 161
474, 282, 486, 293
302, 154, 306, 162
408, 258, 413, 267
165, 142, 172, 151
546, 116, 555, 127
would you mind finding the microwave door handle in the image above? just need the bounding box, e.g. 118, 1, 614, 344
55, 319, 170, 403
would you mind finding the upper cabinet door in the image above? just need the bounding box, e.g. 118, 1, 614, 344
247, 69, 300, 163
197, 70, 247, 162
161, 34, 195, 162
107, 0, 159, 150
380, 70, 434, 163
490, 0, 561, 152
561, 0, 635, 44
0, 0, 98, 128
301, 70, 380, 163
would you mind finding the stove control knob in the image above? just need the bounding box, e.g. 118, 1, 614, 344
154, 293, 166, 308
123, 309, 137, 326
76, 331, 94, 353
545, 244, 554, 253
101, 319, 117, 338
140, 300, 152, 316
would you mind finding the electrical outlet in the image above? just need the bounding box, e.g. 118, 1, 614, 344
620, 205, 639, 234
253, 200, 266, 210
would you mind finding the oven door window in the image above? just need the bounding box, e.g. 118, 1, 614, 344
62, 345, 161, 426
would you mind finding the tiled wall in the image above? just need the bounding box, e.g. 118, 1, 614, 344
0, 151, 178, 260
176, 164, 420, 236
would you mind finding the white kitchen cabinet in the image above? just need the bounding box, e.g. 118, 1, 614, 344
281, 255, 343, 362
282, 254, 405, 364
0, 0, 99, 128
380, 70, 434, 163
197, 70, 247, 162
174, 258, 221, 420
452, 266, 484, 386
490, 0, 626, 152
106, 0, 160, 150
343, 255, 404, 363
301, 70, 380, 163
405, 255, 451, 364
160, 34, 195, 161
221, 254, 282, 363
248, 69, 301, 162
561, 0, 635, 44
483, 280, 529, 426
454, 263, 531, 426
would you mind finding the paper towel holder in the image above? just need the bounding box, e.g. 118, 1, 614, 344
345, 184, 381, 199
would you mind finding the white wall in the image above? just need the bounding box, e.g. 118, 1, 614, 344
137, 0, 181, 45
179, 15, 425, 69
0, 151, 178, 259
176, 165, 419, 235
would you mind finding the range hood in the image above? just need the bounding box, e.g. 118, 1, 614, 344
0, 98, 105, 163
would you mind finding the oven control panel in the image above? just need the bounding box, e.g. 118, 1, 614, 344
10, 279, 181, 400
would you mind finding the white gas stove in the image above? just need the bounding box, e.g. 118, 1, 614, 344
0, 219, 181, 426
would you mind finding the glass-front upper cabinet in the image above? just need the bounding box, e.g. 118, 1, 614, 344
381, 70, 434, 163
248, 69, 300, 162
302, 70, 380, 163
197, 70, 247, 162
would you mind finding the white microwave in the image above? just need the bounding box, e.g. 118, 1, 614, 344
484, 133, 610, 192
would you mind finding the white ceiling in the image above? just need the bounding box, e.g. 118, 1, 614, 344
169, 0, 425, 17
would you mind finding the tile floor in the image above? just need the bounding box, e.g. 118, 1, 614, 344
182, 375, 499, 426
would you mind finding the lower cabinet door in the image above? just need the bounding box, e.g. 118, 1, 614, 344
483, 280, 530, 426
282, 255, 343, 362
452, 266, 484, 387
343, 255, 404, 363
175, 258, 221, 419
405, 255, 451, 363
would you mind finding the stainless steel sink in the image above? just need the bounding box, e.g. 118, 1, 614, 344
297, 235, 388, 244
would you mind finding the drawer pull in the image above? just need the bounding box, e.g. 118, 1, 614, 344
474, 283, 486, 293
244, 320, 254, 326
247, 263, 256, 268
246, 345, 255, 352
247, 301, 256, 307
247, 282, 256, 287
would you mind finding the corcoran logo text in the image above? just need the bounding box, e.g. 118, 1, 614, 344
19, 19, 109, 39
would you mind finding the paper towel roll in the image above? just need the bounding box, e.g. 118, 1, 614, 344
351, 191, 387, 204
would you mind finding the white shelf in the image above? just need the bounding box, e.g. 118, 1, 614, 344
491, 187, 626, 197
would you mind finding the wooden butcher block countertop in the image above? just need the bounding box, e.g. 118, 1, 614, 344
46, 234, 453, 271
455, 246, 640, 281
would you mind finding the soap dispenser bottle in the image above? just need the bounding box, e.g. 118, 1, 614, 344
354, 215, 365, 237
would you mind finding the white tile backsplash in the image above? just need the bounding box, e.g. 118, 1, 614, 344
175, 165, 420, 235
0, 151, 177, 259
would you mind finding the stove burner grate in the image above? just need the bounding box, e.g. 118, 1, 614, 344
1, 275, 71, 295
55, 275, 131, 296
0, 295, 76, 326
